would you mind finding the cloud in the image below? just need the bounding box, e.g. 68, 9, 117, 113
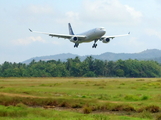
145, 29, 161, 40
114, 37, 146, 53
55, 11, 80, 24
51, 40, 62, 45
125, 5, 142, 23
125, 37, 144, 46
81, 0, 142, 25
65, 11, 79, 20
7, 4, 56, 25
155, 0, 161, 5
27, 5, 54, 15
13, 36, 46, 45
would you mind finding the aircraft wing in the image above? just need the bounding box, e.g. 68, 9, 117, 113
29, 29, 86, 39
101, 32, 130, 39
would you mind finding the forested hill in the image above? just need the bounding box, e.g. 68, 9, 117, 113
23, 49, 161, 64
1, 57, 161, 77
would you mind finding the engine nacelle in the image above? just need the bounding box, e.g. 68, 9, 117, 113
102, 38, 110, 43
70, 36, 78, 43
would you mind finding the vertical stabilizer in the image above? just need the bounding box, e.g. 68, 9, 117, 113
68, 23, 74, 35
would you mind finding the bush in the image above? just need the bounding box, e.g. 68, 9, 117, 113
83, 106, 92, 114
156, 114, 161, 120
16, 103, 27, 109
124, 94, 149, 101
0, 105, 27, 117
138, 105, 160, 113
141, 95, 149, 100
111, 104, 135, 112
83, 71, 96, 77
58, 101, 71, 108
138, 110, 152, 119
71, 103, 82, 108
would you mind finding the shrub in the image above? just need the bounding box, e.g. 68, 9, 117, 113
0, 105, 27, 117
138, 105, 160, 113
124, 94, 149, 101
156, 114, 161, 120
124, 95, 139, 101
138, 110, 152, 119
58, 101, 70, 108
111, 104, 135, 112
16, 103, 27, 109
83, 71, 96, 77
83, 106, 92, 114
141, 95, 149, 100
45, 100, 58, 106
71, 103, 82, 108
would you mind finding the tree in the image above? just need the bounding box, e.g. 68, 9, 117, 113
107, 61, 118, 77
116, 69, 124, 77
0, 57, 161, 78
92, 59, 104, 76
83, 71, 96, 77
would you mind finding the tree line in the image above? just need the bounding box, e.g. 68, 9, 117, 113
0, 56, 161, 77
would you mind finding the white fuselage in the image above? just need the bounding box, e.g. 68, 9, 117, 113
29, 23, 129, 48
76, 27, 106, 43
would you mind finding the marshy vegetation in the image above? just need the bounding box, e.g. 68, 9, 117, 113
0, 78, 161, 119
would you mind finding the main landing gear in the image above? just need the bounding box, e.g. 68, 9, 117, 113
92, 43, 97, 48
74, 43, 79, 48
92, 40, 98, 48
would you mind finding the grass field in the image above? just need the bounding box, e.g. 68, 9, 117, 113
0, 77, 161, 120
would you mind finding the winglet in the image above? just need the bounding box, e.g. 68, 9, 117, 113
29, 29, 32, 32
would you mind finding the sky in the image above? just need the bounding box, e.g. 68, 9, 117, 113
1, 0, 161, 64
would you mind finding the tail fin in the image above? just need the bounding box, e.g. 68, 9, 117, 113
68, 23, 74, 35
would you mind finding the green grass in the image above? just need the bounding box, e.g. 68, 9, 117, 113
0, 77, 161, 119
0, 105, 150, 120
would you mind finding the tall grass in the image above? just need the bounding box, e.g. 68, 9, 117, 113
0, 77, 161, 119
0, 105, 151, 120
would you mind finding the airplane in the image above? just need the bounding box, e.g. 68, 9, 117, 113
29, 23, 130, 48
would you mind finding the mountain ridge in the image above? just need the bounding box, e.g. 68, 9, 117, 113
23, 49, 161, 64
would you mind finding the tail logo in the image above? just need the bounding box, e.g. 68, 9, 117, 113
68, 23, 74, 35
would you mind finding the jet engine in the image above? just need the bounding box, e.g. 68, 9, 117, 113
70, 36, 78, 43
102, 38, 110, 43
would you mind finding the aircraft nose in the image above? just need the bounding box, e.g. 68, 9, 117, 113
96, 28, 106, 35
100, 28, 106, 34
102, 29, 106, 35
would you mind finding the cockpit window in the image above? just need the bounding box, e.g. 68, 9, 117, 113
100, 27, 105, 30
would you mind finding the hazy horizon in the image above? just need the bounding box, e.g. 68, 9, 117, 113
1, 0, 161, 64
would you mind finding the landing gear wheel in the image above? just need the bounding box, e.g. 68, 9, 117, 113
74, 43, 79, 48
92, 44, 97, 48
